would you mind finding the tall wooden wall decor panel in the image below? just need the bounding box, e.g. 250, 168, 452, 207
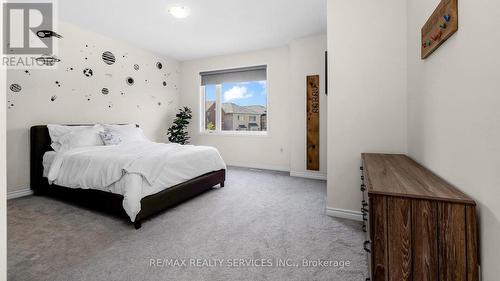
421, 0, 458, 59
306, 75, 320, 171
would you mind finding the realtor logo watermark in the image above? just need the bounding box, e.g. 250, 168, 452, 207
2, 1, 60, 68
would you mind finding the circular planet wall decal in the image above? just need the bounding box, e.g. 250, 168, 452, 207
126, 77, 135, 86
10, 84, 21, 92
101, 88, 109, 95
102, 51, 116, 65
162, 81, 167, 86
134, 64, 139, 70
83, 68, 93, 77
156, 62, 163, 69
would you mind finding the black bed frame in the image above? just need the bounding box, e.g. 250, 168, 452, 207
30, 125, 225, 229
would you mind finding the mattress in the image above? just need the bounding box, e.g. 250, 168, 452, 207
42, 142, 226, 221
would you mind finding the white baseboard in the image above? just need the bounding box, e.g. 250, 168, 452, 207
7, 188, 33, 200
290, 170, 327, 181
227, 162, 290, 172
326, 207, 362, 221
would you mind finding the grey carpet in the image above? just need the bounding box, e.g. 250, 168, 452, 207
8, 167, 367, 281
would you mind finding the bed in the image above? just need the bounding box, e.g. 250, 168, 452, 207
30, 124, 226, 229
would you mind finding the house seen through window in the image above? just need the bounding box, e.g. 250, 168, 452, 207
201, 65, 267, 133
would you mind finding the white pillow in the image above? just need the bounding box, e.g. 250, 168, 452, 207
47, 124, 94, 151
57, 125, 104, 152
102, 124, 148, 143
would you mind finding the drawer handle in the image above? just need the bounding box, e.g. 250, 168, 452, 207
363, 240, 371, 253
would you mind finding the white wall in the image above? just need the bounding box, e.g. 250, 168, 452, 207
6, 22, 180, 192
180, 36, 328, 175
180, 47, 291, 171
407, 0, 500, 279
326, 0, 407, 213
289, 35, 328, 178
1, 67, 6, 281
1, 2, 7, 278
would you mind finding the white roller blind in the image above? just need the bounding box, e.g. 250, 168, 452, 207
200, 65, 267, 85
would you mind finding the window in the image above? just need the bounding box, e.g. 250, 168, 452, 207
200, 65, 267, 134
204, 84, 217, 131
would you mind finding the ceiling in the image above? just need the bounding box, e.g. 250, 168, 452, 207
59, 0, 326, 61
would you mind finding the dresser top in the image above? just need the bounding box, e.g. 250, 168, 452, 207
362, 153, 475, 205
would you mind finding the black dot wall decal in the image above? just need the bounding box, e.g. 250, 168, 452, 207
126, 77, 134, 86
134, 64, 139, 70
55, 81, 61, 87
163, 81, 167, 86
50, 95, 57, 101
102, 51, 116, 65
101, 88, 109, 95
120, 91, 125, 95
10, 84, 21, 92
7, 100, 14, 109
24, 70, 30, 75
83, 68, 93, 77
85, 94, 92, 101
156, 62, 163, 69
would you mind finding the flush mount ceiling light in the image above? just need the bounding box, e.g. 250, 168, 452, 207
168, 6, 190, 19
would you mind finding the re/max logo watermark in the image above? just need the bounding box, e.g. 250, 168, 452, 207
2, 1, 60, 68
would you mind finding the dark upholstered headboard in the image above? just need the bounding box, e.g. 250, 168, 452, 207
30, 124, 138, 193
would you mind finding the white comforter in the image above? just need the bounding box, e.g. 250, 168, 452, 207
47, 142, 226, 221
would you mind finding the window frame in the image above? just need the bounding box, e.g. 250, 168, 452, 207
199, 79, 268, 137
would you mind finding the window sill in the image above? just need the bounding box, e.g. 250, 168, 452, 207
198, 131, 268, 137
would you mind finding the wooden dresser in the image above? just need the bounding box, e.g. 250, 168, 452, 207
361, 153, 478, 281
